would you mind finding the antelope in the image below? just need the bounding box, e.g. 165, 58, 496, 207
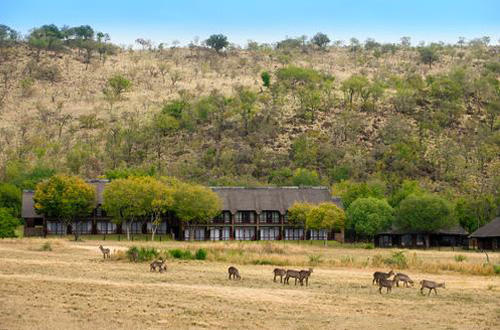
99, 245, 110, 259
394, 273, 414, 287
372, 270, 394, 285
284, 269, 302, 285
273, 268, 287, 283
228, 266, 241, 280
378, 276, 398, 294
150, 259, 166, 272
420, 280, 445, 296
299, 268, 314, 286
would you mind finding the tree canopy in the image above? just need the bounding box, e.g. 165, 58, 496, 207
346, 197, 394, 238
34, 175, 95, 240
396, 194, 454, 233
205, 34, 229, 52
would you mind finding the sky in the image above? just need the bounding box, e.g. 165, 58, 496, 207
1, 0, 499, 47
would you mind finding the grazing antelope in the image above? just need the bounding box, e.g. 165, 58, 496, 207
299, 268, 314, 286
378, 276, 398, 294
150, 259, 166, 272
420, 280, 445, 296
228, 266, 241, 280
394, 273, 414, 287
273, 268, 287, 283
99, 245, 110, 259
284, 269, 302, 285
372, 270, 394, 285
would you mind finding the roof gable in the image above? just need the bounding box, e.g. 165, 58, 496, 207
469, 218, 500, 238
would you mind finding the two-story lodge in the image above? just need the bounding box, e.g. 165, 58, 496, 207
22, 181, 344, 242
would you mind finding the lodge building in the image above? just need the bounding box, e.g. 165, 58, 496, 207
374, 224, 469, 248
469, 217, 500, 250
22, 181, 344, 242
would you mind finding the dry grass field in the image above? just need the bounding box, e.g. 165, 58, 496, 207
1, 239, 499, 330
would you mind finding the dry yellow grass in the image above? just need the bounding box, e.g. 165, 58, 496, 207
0, 238, 499, 330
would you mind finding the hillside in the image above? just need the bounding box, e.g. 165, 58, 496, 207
0, 36, 500, 230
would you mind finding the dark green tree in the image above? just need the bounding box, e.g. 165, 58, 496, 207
205, 34, 229, 52
346, 197, 394, 239
396, 194, 454, 247
311, 32, 330, 49
418, 47, 439, 68
0, 207, 20, 238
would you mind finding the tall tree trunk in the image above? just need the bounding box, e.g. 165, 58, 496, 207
126, 221, 131, 240
74, 220, 80, 241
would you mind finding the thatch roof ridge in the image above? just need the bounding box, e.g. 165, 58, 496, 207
469, 218, 500, 238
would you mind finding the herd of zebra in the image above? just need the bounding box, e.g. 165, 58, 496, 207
99, 245, 445, 295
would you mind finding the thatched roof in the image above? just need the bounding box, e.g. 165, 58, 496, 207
210, 186, 341, 214
22, 184, 341, 218
378, 224, 468, 236
21, 179, 109, 219
469, 218, 500, 238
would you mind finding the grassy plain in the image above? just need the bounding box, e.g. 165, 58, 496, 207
0, 238, 499, 330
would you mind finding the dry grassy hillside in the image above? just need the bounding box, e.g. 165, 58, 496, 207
0, 41, 499, 194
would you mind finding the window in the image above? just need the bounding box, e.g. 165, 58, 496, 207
259, 211, 280, 224
416, 234, 425, 246
124, 222, 142, 234
209, 227, 230, 241
184, 228, 206, 241
212, 211, 231, 224
310, 229, 327, 240
72, 221, 92, 234
235, 211, 255, 224
234, 227, 255, 240
97, 221, 117, 234
401, 234, 412, 247
260, 227, 280, 240
284, 228, 304, 240
47, 221, 65, 235
379, 235, 392, 247
146, 222, 167, 234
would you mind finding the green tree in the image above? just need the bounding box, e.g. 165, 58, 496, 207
454, 195, 498, 233
388, 180, 425, 208
233, 86, 258, 135
418, 47, 439, 68
291, 168, 321, 186
205, 34, 229, 52
311, 32, 330, 49
102, 177, 149, 240
261, 71, 271, 88
0, 24, 19, 47
341, 75, 370, 109
34, 175, 95, 240
0, 207, 20, 238
103, 74, 131, 105
171, 183, 222, 240
396, 194, 454, 247
146, 177, 174, 241
306, 202, 345, 246
0, 183, 22, 217
346, 197, 394, 239
288, 202, 314, 229
332, 179, 387, 210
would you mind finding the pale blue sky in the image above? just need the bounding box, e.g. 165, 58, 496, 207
1, 0, 499, 46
